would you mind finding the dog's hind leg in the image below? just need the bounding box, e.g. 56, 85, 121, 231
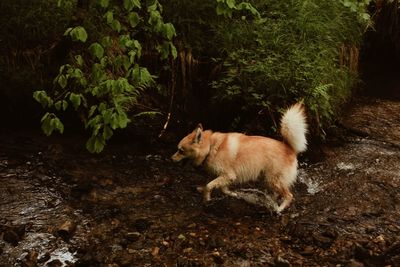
203, 175, 235, 202
270, 179, 293, 214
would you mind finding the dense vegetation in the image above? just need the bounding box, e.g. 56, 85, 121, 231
0, 0, 377, 152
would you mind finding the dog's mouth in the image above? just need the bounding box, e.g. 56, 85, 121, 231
170, 156, 190, 165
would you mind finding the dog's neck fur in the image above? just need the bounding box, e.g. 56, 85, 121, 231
194, 130, 214, 167
197, 131, 227, 168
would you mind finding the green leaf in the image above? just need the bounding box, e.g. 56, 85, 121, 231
58, 74, 68, 89
118, 112, 129, 128
111, 20, 122, 32
33, 90, 53, 108
69, 93, 82, 110
40, 112, 50, 123
162, 23, 176, 40
94, 136, 105, 153
158, 42, 171, 60
70, 26, 88, 43
101, 108, 113, 124
101, 36, 112, 48
226, 0, 236, 9
40, 113, 63, 136
75, 55, 84, 66
124, 0, 135, 11
128, 12, 140, 28
110, 113, 119, 129
86, 135, 105, 153
89, 105, 97, 117
132, 0, 141, 9
105, 11, 113, 24
63, 27, 73, 36
99, 0, 109, 8
170, 43, 177, 59
62, 100, 68, 111
103, 125, 113, 140
89, 43, 105, 60
41, 114, 54, 136
53, 117, 64, 134
122, 55, 131, 70
55, 100, 63, 111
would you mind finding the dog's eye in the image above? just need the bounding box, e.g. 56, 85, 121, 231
178, 148, 185, 154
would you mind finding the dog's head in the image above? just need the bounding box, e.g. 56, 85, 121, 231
171, 124, 208, 166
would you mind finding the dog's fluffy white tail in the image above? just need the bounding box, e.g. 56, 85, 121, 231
280, 103, 308, 153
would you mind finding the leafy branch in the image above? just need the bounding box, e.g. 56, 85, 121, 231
34, 0, 177, 153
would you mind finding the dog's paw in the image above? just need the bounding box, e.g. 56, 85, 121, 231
226, 191, 238, 198
203, 195, 211, 203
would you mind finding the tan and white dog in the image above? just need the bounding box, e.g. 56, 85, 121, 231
171, 103, 308, 213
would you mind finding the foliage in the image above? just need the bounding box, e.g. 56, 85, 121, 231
208, 0, 370, 135
34, 0, 177, 153
0, 0, 74, 116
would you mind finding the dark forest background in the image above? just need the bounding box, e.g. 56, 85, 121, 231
0, 0, 399, 152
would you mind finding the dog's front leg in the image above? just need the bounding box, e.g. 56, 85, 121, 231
203, 175, 234, 202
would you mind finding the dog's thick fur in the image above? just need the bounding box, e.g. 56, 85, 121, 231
171, 103, 307, 213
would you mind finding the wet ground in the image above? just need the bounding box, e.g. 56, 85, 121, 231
1, 97, 399, 267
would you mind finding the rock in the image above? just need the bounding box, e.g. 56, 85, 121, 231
348, 259, 364, 267
57, 220, 76, 240
211, 251, 224, 265
46, 259, 62, 267
274, 255, 290, 267
353, 244, 369, 260
313, 232, 333, 248
299, 246, 314, 256
37, 252, 51, 263
133, 218, 152, 232
206, 235, 225, 249
385, 241, 400, 257
116, 252, 135, 266
126, 231, 141, 242
3, 230, 20, 246
21, 250, 38, 267
151, 246, 160, 257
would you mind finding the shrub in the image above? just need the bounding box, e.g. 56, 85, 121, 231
164, 0, 370, 136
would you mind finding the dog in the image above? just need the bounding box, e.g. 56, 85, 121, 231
171, 103, 307, 213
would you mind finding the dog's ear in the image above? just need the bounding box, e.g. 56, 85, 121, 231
193, 123, 203, 143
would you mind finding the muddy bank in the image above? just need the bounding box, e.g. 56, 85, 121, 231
1, 98, 400, 266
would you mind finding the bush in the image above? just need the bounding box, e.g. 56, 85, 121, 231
164, 0, 370, 136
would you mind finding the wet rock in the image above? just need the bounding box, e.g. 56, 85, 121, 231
385, 240, 400, 257
176, 256, 203, 267
353, 244, 369, 260
116, 252, 135, 266
299, 246, 314, 256
75, 252, 99, 267
211, 251, 224, 265
348, 259, 365, 267
57, 220, 76, 240
274, 255, 290, 267
391, 255, 400, 266
206, 235, 225, 249
37, 252, 51, 263
126, 231, 141, 242
353, 243, 386, 266
313, 232, 334, 249
3, 230, 20, 246
21, 250, 38, 267
133, 218, 152, 232
46, 259, 62, 267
